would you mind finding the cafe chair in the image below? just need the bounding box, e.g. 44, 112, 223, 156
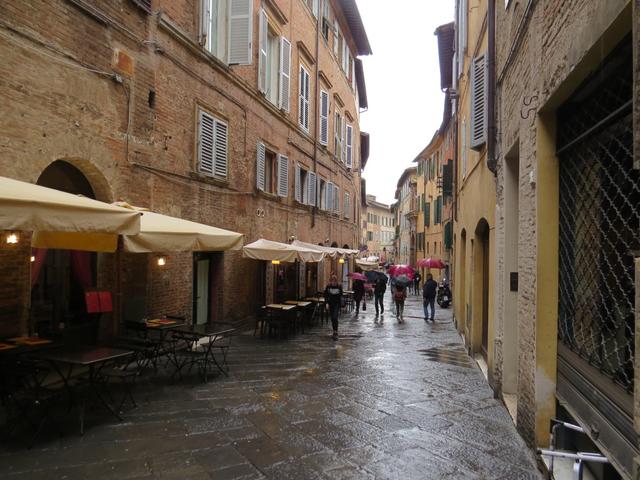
98, 355, 141, 412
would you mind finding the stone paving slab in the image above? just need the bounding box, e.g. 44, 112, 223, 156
0, 293, 541, 479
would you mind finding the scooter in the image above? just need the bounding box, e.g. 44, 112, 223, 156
437, 281, 451, 308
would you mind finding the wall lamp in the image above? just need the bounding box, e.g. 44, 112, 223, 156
157, 256, 166, 266
271, 260, 281, 265
6, 233, 18, 244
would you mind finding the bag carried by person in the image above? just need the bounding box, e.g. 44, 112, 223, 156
394, 287, 405, 301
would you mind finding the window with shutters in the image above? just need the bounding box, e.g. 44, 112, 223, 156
321, 1, 332, 40
258, 10, 282, 106
319, 90, 329, 145
307, 171, 317, 206
344, 192, 350, 219
256, 142, 279, 194
333, 186, 340, 214
276, 154, 289, 197
200, 0, 252, 65
461, 117, 467, 178
304, 0, 318, 17
424, 202, 430, 227
296, 165, 307, 203
317, 178, 326, 209
278, 38, 291, 112
457, 0, 467, 75
334, 112, 343, 161
345, 124, 353, 168
470, 54, 487, 149
197, 108, 228, 179
326, 182, 334, 211
298, 64, 310, 131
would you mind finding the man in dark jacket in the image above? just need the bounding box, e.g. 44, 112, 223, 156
324, 274, 343, 340
374, 274, 387, 316
353, 279, 365, 315
422, 273, 438, 322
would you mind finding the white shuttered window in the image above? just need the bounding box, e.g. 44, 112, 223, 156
345, 124, 353, 168
198, 109, 228, 179
334, 112, 342, 160
258, 9, 268, 93
326, 182, 334, 211
279, 37, 291, 112
333, 186, 339, 214
307, 171, 316, 206
470, 54, 487, 149
294, 163, 302, 202
256, 142, 265, 191
298, 65, 310, 131
344, 192, 350, 219
319, 90, 329, 145
228, 0, 253, 65
277, 154, 288, 197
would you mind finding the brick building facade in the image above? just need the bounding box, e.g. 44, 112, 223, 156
0, 0, 370, 337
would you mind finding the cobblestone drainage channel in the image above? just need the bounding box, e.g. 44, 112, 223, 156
418, 343, 477, 369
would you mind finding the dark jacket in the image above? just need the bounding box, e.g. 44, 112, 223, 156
422, 279, 438, 300
374, 276, 387, 295
352, 280, 365, 300
324, 283, 343, 308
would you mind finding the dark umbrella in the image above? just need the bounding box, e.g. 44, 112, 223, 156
394, 274, 412, 288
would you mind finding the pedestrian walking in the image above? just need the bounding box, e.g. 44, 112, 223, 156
393, 284, 407, 320
413, 271, 422, 295
374, 275, 387, 316
422, 273, 438, 322
353, 278, 365, 315
324, 274, 343, 340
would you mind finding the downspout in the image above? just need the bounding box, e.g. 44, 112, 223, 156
312, 0, 322, 229
487, 0, 497, 175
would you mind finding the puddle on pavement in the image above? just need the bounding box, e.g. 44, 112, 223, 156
418, 343, 476, 369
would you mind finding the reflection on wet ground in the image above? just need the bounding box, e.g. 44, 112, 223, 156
1, 293, 541, 479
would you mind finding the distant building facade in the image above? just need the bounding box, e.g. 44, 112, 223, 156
361, 195, 394, 262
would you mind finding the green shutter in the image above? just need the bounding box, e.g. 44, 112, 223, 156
444, 221, 453, 249
425, 202, 430, 227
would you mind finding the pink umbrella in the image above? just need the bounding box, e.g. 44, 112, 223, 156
388, 264, 414, 278
418, 258, 446, 269
348, 272, 368, 281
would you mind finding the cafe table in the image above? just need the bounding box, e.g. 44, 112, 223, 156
304, 297, 327, 324
35, 345, 134, 434
263, 304, 297, 338
170, 324, 235, 381
121, 318, 186, 372
284, 301, 313, 332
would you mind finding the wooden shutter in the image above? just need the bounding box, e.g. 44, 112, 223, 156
258, 8, 268, 93
470, 54, 487, 149
294, 163, 302, 202
256, 142, 265, 191
279, 37, 291, 112
345, 124, 353, 168
307, 171, 316, 206
199, 0, 210, 46
198, 109, 215, 175
319, 91, 329, 145
425, 202, 430, 227
228, 0, 252, 65
213, 119, 228, 177
326, 182, 333, 211
333, 186, 339, 214
277, 154, 288, 197
298, 66, 310, 130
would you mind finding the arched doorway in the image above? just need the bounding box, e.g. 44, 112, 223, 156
32, 161, 99, 340
474, 218, 490, 358
458, 229, 467, 337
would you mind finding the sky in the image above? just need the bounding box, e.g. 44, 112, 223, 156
357, 1, 454, 206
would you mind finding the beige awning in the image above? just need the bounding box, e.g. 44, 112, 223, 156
119, 205, 244, 252
291, 240, 359, 258
1, 176, 141, 252
243, 239, 325, 263
355, 259, 380, 271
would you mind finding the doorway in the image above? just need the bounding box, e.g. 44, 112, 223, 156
194, 257, 210, 325
193, 252, 222, 325
473, 219, 490, 358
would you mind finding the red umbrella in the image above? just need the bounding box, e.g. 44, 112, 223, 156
388, 264, 414, 278
348, 272, 368, 281
418, 258, 446, 269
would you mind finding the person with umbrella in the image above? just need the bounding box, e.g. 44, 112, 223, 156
393, 274, 411, 320
413, 271, 422, 295
352, 276, 365, 315
324, 274, 343, 340
374, 272, 387, 317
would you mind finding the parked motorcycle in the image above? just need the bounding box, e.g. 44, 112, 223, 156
437, 281, 451, 308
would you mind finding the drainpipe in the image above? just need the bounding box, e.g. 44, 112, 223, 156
311, 0, 322, 229
487, 0, 497, 175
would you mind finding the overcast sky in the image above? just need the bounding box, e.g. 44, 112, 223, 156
358, 1, 454, 206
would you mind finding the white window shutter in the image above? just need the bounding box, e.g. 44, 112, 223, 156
294, 163, 301, 202
279, 37, 291, 112
326, 182, 333, 211
470, 54, 487, 149
333, 186, 340, 214
228, 0, 253, 65
316, 177, 322, 208
258, 9, 268, 93
312, 0, 319, 17
333, 24, 339, 56
344, 192, 350, 218
277, 154, 288, 197
298, 66, 310, 131
345, 124, 353, 168
213, 119, 228, 177
319, 91, 329, 145
256, 142, 265, 191
341, 119, 346, 162
307, 171, 316, 206
198, 110, 215, 175
200, 0, 211, 46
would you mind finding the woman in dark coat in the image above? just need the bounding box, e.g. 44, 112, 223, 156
352, 278, 365, 315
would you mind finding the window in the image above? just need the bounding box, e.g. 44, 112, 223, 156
344, 192, 350, 219
258, 10, 291, 111
367, 231, 373, 241
321, 1, 331, 40
197, 109, 228, 179
461, 118, 467, 177
334, 112, 343, 160
470, 54, 487, 149
305, 0, 319, 17
424, 201, 430, 227
333, 185, 340, 214
298, 65, 310, 131
457, 0, 467, 74
295, 164, 316, 205
201, 0, 252, 64
345, 124, 353, 168
256, 142, 278, 194
319, 90, 329, 145
326, 182, 334, 211
317, 178, 326, 209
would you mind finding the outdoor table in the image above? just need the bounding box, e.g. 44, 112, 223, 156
0, 336, 55, 356
284, 301, 313, 332
170, 324, 235, 381
263, 304, 297, 338
304, 297, 327, 324
35, 345, 133, 434
121, 318, 186, 372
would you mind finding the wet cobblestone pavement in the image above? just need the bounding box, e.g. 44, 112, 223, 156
1, 294, 541, 479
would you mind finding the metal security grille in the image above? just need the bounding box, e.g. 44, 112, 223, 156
558, 38, 638, 392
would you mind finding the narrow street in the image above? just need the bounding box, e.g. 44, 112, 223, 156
2, 293, 540, 479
